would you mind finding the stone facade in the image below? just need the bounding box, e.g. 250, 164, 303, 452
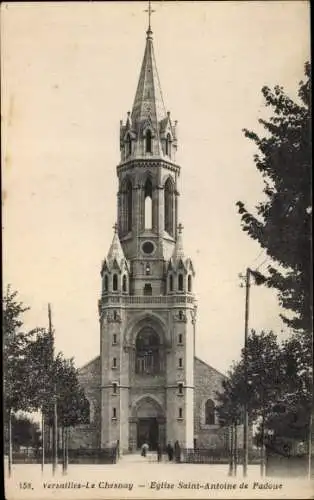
67, 24, 229, 453
67, 357, 101, 449
193, 357, 228, 449
68, 354, 227, 451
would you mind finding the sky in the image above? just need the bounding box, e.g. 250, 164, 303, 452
2, 1, 310, 375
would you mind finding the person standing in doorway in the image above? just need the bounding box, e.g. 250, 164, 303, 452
166, 442, 174, 461
141, 442, 149, 457
174, 440, 181, 463
156, 443, 162, 462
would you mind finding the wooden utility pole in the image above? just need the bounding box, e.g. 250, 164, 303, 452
48, 304, 58, 475
243, 267, 251, 477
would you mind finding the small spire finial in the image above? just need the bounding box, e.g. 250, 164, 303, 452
178, 223, 184, 234
113, 223, 118, 233
144, 0, 155, 36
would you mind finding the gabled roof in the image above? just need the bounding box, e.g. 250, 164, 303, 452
107, 229, 125, 263
166, 225, 195, 273
102, 225, 129, 273
194, 356, 227, 379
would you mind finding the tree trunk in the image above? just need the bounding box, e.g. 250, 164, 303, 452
228, 425, 234, 476
260, 411, 265, 477
233, 422, 238, 476
65, 427, 69, 473
62, 426, 66, 475
8, 408, 12, 478
41, 411, 45, 473
52, 387, 58, 475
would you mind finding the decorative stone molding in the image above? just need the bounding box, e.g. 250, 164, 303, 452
107, 310, 122, 323
174, 310, 187, 322
190, 307, 197, 325
117, 159, 180, 175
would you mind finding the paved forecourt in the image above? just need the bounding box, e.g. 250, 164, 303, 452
5, 453, 312, 500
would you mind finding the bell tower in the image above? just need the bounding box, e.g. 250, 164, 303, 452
99, 13, 197, 452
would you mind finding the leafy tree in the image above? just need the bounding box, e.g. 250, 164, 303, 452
53, 354, 90, 428
25, 328, 89, 471
236, 62, 312, 333
216, 330, 282, 425
12, 415, 41, 451
25, 327, 55, 414
215, 361, 245, 476
267, 331, 312, 443
3, 286, 31, 416
3, 287, 89, 474
216, 361, 245, 427
245, 331, 282, 420
216, 330, 283, 474
43, 354, 90, 472
3, 286, 37, 475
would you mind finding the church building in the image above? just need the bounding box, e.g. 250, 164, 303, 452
69, 16, 228, 453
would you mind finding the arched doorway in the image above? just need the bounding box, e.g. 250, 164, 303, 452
131, 397, 165, 450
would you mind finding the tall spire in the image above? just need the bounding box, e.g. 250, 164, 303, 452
119, 2, 178, 162
131, 6, 166, 128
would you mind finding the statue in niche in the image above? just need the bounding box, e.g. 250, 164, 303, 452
175, 310, 187, 322
107, 310, 121, 323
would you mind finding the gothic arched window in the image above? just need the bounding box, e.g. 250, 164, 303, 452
169, 274, 173, 292
146, 129, 152, 153
113, 274, 118, 292
126, 180, 133, 232
188, 275, 192, 292
104, 274, 108, 292
178, 274, 184, 291
144, 178, 153, 229
164, 177, 174, 236
205, 399, 215, 425
165, 133, 171, 156
126, 134, 132, 157
135, 328, 161, 375
122, 275, 127, 292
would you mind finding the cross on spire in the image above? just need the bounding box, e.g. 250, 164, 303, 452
145, 0, 155, 32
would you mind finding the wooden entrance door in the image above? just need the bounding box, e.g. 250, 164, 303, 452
137, 418, 159, 450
